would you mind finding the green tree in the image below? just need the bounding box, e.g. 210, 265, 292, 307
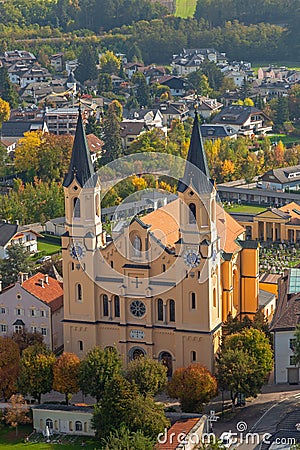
101, 102, 123, 164
92, 374, 169, 439
0, 244, 33, 288
75, 44, 98, 83
217, 328, 273, 403
275, 96, 290, 128
0, 67, 18, 108
101, 426, 154, 450
126, 357, 167, 398
132, 72, 150, 107
18, 344, 55, 404
79, 346, 122, 402
0, 336, 20, 400
53, 352, 80, 405
98, 72, 112, 93
167, 364, 217, 412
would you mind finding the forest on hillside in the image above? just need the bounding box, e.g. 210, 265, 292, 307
0, 0, 299, 65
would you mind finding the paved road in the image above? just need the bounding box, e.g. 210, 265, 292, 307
212, 387, 300, 450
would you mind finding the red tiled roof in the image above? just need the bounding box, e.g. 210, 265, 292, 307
22, 272, 63, 312
156, 418, 201, 449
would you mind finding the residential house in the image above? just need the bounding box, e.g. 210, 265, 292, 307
260, 165, 300, 192
111, 74, 125, 89
138, 65, 166, 84
8, 63, 51, 88
258, 289, 276, 322
120, 120, 147, 150
223, 69, 246, 87
123, 62, 144, 80
200, 124, 237, 142
32, 404, 94, 436
156, 417, 208, 449
127, 108, 164, 128
156, 75, 186, 96
45, 107, 90, 135
171, 48, 227, 75
0, 221, 41, 259
0, 272, 63, 351
158, 102, 189, 126
21, 80, 67, 105
86, 133, 104, 163
49, 53, 64, 72
0, 138, 17, 156
271, 268, 300, 383
1, 120, 48, 141
0, 50, 36, 66
211, 105, 272, 136
65, 59, 78, 75
182, 94, 223, 119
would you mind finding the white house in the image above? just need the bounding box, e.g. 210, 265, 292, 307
0, 221, 41, 259
271, 268, 300, 384
32, 404, 94, 436
0, 272, 63, 351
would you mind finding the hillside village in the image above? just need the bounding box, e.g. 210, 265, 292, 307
0, 2, 300, 448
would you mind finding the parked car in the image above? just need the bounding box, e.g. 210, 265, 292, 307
37, 255, 51, 264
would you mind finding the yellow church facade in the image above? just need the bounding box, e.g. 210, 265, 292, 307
62, 110, 259, 374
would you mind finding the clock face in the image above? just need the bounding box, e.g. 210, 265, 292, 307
183, 249, 201, 268
70, 242, 85, 260
130, 300, 146, 318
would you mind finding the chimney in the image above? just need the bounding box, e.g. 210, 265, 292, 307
39, 279, 44, 288
23, 273, 28, 281
44, 274, 49, 285
19, 272, 24, 284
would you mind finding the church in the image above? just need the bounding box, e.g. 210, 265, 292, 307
62, 109, 259, 374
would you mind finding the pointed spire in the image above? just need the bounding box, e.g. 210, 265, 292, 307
178, 110, 213, 194
63, 108, 95, 188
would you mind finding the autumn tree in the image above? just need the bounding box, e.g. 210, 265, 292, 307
18, 344, 55, 403
0, 97, 10, 126
4, 394, 30, 436
126, 357, 167, 398
0, 244, 33, 288
100, 51, 121, 75
11, 328, 44, 354
0, 337, 20, 400
167, 364, 217, 412
53, 352, 80, 404
93, 374, 169, 439
79, 346, 122, 402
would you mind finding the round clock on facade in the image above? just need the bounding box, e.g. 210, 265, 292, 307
183, 248, 201, 268
130, 300, 146, 318
70, 242, 86, 260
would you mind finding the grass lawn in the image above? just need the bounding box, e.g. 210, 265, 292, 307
268, 134, 300, 146
37, 240, 61, 256
175, 0, 197, 17
0, 425, 98, 449
224, 204, 267, 214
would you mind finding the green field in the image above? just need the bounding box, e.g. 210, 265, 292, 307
0, 426, 97, 449
224, 204, 266, 214
175, 0, 197, 18
37, 241, 61, 256
268, 134, 300, 146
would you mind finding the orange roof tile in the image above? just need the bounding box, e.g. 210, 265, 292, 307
22, 272, 63, 312
142, 199, 180, 248
156, 418, 201, 449
279, 202, 300, 221
141, 198, 244, 254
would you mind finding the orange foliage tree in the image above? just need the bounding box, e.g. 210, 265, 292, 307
167, 364, 217, 412
0, 336, 20, 400
53, 352, 80, 405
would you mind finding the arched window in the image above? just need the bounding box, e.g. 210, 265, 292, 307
103, 294, 109, 316
74, 197, 80, 218
114, 295, 120, 318
78, 340, 83, 351
157, 299, 163, 321
191, 292, 196, 310
95, 194, 100, 217
46, 418, 53, 430
76, 283, 82, 302
191, 351, 197, 362
75, 421, 83, 432
133, 235, 142, 256
189, 203, 196, 224
169, 299, 175, 322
